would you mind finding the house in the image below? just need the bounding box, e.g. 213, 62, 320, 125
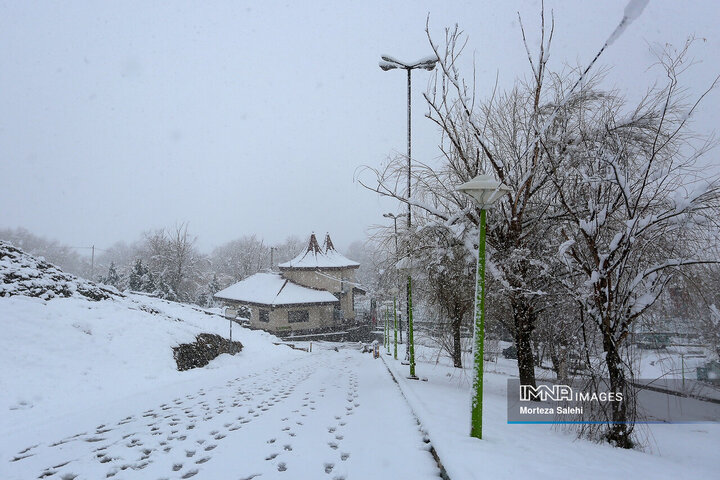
214, 233, 363, 334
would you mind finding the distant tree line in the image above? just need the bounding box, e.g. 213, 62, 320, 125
0, 224, 306, 307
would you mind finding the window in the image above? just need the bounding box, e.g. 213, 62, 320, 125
259, 309, 270, 323
288, 310, 309, 323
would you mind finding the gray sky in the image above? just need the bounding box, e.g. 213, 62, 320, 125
1, 0, 718, 253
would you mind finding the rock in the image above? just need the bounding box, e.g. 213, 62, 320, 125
172, 333, 243, 371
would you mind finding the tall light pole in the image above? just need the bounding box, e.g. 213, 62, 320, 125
457, 174, 511, 440
379, 54, 437, 379
383, 212, 406, 346
391, 287, 399, 360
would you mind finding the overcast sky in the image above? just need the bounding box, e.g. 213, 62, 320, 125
1, 1, 718, 253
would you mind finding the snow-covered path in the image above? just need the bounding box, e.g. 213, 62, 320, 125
4, 347, 440, 480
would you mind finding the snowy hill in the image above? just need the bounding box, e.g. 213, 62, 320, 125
0, 240, 117, 301
0, 241, 297, 435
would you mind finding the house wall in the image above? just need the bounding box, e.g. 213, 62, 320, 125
281, 267, 358, 320
242, 303, 335, 333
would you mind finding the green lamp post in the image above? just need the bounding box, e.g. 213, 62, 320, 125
397, 256, 418, 379
390, 287, 399, 359
385, 304, 390, 354
457, 174, 510, 440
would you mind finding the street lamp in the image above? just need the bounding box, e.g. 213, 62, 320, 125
380, 54, 437, 379
381, 300, 393, 355
396, 255, 419, 379
383, 212, 407, 346
390, 287, 399, 360
457, 174, 511, 440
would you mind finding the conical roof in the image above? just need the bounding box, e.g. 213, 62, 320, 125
278, 233, 360, 270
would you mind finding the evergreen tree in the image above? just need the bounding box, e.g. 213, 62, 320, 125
206, 274, 221, 307
103, 262, 122, 289
128, 259, 145, 291
137, 266, 155, 294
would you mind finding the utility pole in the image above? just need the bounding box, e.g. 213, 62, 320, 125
91, 245, 95, 279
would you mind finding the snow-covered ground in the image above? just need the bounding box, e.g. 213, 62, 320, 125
3, 242, 719, 479
0, 292, 439, 480
383, 343, 720, 480
3, 290, 720, 479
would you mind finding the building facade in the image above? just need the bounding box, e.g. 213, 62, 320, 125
214, 233, 363, 334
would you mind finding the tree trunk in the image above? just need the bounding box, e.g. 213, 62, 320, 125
452, 317, 462, 368
550, 351, 568, 382
512, 296, 537, 387
603, 331, 634, 449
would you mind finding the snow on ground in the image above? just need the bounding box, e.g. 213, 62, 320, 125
0, 292, 289, 433
383, 342, 720, 480
0, 291, 440, 479
3, 243, 718, 479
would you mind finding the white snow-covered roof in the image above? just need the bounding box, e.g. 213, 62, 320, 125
213, 272, 339, 307
278, 233, 360, 270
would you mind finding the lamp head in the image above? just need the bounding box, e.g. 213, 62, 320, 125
456, 174, 511, 208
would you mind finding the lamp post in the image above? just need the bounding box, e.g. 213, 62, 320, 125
457, 174, 511, 440
380, 54, 437, 379
391, 287, 399, 360
383, 212, 406, 345
385, 304, 389, 353
397, 256, 418, 379
224, 307, 236, 354
386, 302, 392, 356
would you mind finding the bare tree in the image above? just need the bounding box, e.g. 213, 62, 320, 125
360, 15, 560, 387
273, 235, 305, 266
143, 223, 205, 302
412, 224, 475, 367
210, 235, 269, 285
546, 41, 719, 447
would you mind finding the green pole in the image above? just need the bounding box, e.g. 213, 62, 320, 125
387, 306, 390, 352
681, 354, 685, 389
393, 296, 398, 360
408, 275, 417, 379
383, 306, 387, 351
470, 209, 487, 439
383, 305, 388, 352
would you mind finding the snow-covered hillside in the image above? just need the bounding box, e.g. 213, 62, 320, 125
0, 240, 117, 301
0, 241, 295, 434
